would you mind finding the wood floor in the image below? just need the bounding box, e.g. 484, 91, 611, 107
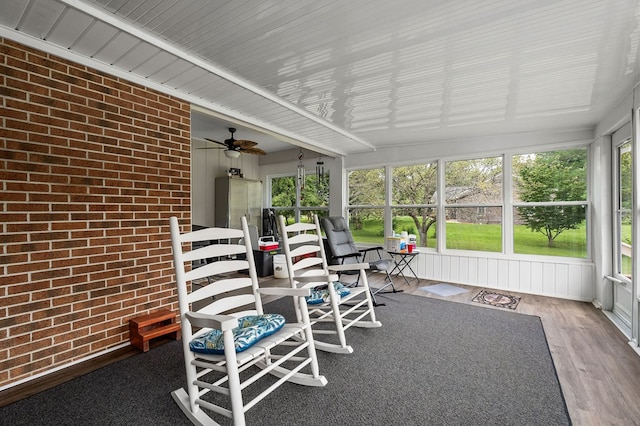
348, 273, 640, 426
3, 273, 640, 425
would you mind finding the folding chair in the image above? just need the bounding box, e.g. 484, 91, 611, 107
321, 216, 402, 305
169, 216, 327, 426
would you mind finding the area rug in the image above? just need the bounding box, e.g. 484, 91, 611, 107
419, 283, 468, 297
1, 293, 569, 426
472, 289, 521, 310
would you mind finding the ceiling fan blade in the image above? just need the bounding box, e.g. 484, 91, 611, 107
240, 146, 267, 155
231, 139, 258, 148
205, 130, 265, 155
204, 137, 227, 147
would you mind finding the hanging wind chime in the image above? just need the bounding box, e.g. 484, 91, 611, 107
316, 156, 325, 196
297, 149, 305, 200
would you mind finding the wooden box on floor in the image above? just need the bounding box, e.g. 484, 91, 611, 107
129, 309, 181, 352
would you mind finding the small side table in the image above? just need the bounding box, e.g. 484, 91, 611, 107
388, 250, 420, 285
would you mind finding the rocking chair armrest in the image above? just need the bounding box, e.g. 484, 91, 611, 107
329, 263, 370, 272
185, 311, 238, 331
294, 273, 340, 283
257, 287, 311, 297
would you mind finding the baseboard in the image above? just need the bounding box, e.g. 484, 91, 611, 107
0, 343, 138, 408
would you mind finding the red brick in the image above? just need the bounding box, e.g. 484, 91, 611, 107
6, 241, 50, 253
29, 93, 69, 110
9, 318, 53, 337
0, 37, 189, 388
52, 329, 89, 344
0, 353, 30, 372
32, 342, 72, 362
31, 305, 72, 321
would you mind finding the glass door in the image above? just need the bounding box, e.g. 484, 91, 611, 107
613, 123, 633, 333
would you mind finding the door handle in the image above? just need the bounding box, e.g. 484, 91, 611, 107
605, 275, 624, 284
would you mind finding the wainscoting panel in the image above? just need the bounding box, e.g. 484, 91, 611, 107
410, 252, 594, 301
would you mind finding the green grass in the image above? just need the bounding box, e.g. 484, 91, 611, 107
513, 224, 587, 257
622, 255, 632, 276
446, 222, 502, 252
352, 216, 589, 258
349, 218, 386, 243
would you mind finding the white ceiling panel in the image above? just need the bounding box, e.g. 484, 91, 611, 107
1, 0, 639, 156
130, 50, 179, 76
169, 70, 214, 93
146, 58, 194, 83
45, 7, 94, 48
0, 0, 29, 28
117, 0, 179, 24
92, 31, 142, 64
112, 43, 162, 71
69, 20, 120, 57
15, 0, 63, 39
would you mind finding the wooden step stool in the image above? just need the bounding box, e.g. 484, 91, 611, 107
129, 309, 181, 352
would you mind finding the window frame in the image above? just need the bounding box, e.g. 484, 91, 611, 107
345, 144, 591, 260
443, 155, 504, 253
511, 147, 589, 259
390, 162, 438, 249
268, 173, 330, 223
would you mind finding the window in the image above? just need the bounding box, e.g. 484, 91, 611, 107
300, 173, 330, 223
270, 175, 296, 221
512, 148, 587, 258
270, 173, 329, 225
347, 168, 385, 244
444, 157, 503, 252
345, 146, 589, 258
611, 124, 633, 331
391, 163, 437, 248
617, 140, 632, 277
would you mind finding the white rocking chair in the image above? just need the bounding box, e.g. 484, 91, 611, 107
277, 214, 381, 354
169, 216, 327, 426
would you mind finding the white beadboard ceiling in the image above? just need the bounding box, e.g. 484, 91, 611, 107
1, 0, 639, 156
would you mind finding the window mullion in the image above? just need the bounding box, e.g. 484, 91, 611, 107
385, 165, 393, 238
504, 153, 514, 255
437, 158, 445, 251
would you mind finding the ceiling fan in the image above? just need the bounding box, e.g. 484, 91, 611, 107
202, 127, 267, 158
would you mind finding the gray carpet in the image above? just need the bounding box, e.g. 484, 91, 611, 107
0, 293, 570, 425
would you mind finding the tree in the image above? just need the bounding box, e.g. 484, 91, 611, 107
271, 176, 296, 224
444, 157, 503, 204
619, 141, 632, 211
392, 159, 503, 246
270, 173, 330, 224
271, 176, 296, 207
392, 164, 437, 246
348, 169, 385, 230
619, 142, 633, 246
515, 149, 587, 247
301, 173, 329, 222
301, 173, 329, 207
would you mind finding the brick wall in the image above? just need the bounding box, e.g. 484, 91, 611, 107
0, 38, 191, 388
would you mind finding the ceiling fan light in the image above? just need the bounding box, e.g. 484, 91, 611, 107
224, 149, 241, 159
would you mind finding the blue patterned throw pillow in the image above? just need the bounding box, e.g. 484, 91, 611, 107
189, 314, 286, 355
305, 282, 351, 304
